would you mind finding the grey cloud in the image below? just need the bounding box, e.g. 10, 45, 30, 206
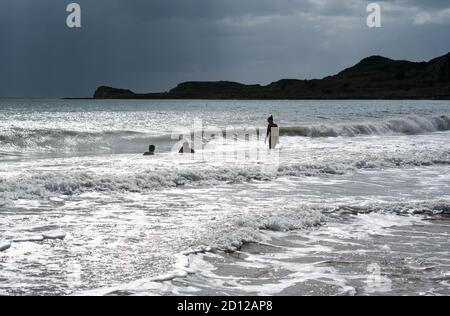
405, 0, 450, 9
0, 0, 449, 97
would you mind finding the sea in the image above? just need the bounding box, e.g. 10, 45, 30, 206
0, 99, 449, 296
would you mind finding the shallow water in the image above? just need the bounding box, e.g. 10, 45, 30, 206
0, 99, 449, 295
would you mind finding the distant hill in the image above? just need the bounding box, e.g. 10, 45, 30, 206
93, 53, 450, 100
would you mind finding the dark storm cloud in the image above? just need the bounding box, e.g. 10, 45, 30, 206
92, 0, 323, 21
403, 0, 450, 9
0, 0, 449, 97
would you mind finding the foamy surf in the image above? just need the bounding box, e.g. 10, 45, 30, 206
280, 115, 450, 137
1, 129, 450, 204
78, 200, 450, 296
1, 99, 450, 296
0, 112, 449, 157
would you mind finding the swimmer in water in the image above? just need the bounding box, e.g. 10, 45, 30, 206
143, 145, 156, 156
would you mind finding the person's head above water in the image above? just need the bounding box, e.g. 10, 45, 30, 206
144, 145, 156, 156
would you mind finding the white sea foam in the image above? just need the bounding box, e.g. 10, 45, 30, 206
0, 115, 448, 157
1, 130, 450, 204
90, 200, 446, 296
1, 99, 450, 296
77, 205, 326, 296
42, 231, 66, 240
12, 235, 45, 243
0, 241, 11, 252
280, 115, 450, 137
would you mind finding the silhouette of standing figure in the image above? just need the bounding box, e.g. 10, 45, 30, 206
265, 115, 279, 149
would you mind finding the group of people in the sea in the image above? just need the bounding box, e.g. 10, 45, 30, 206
144, 115, 278, 156
143, 140, 196, 156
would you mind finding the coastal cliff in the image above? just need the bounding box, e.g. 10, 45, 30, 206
94, 53, 450, 100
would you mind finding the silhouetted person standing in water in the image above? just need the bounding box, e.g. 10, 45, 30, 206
265, 115, 279, 149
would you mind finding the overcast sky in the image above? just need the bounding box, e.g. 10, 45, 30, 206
0, 0, 449, 97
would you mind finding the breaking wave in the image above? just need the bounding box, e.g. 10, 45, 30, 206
329, 200, 450, 217
0, 115, 449, 156
1, 153, 450, 204
281, 115, 450, 137
0, 128, 172, 155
